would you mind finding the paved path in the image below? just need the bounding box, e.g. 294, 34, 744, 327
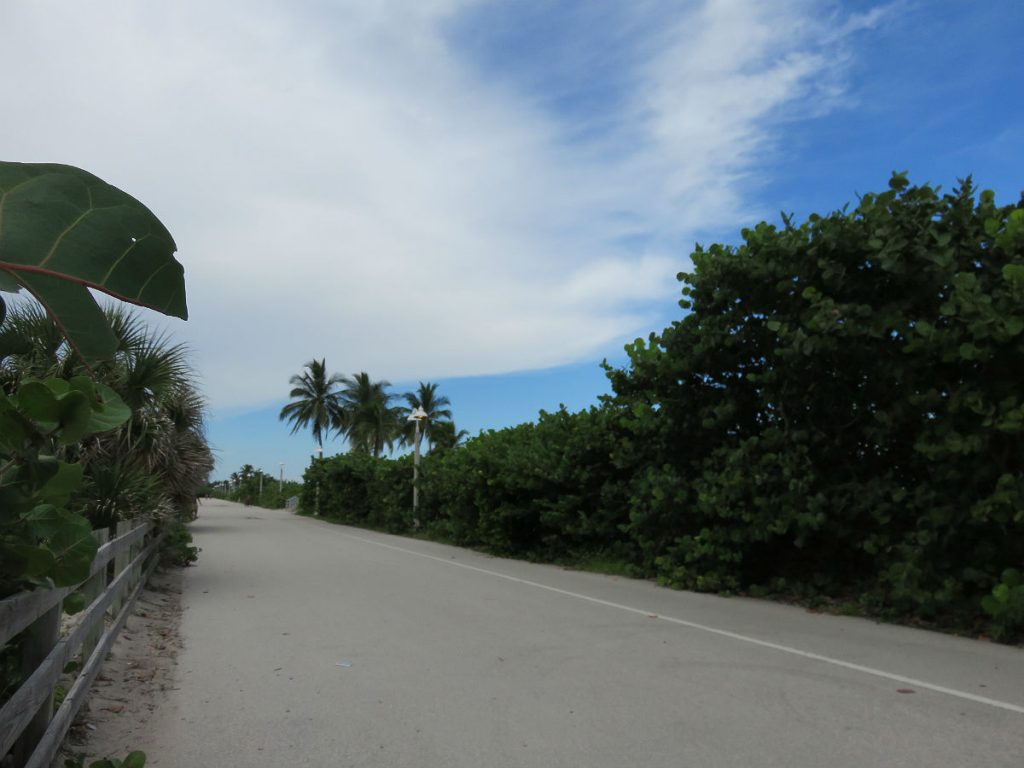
137, 499, 1023, 767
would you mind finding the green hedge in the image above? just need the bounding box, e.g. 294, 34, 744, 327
301, 176, 1024, 641
302, 453, 413, 532
608, 175, 1024, 637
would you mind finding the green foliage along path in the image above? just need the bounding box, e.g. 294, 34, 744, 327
301, 175, 1024, 641
609, 174, 1024, 636
0, 161, 200, 596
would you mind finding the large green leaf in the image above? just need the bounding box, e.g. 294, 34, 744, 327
15, 379, 60, 422
34, 460, 84, 506
1, 543, 55, 580
0, 162, 187, 360
88, 382, 132, 433
47, 513, 97, 586
10, 269, 117, 360
56, 389, 93, 445
22, 503, 65, 539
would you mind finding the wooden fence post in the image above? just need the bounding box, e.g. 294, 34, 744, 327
10, 603, 61, 767
130, 519, 143, 589
111, 520, 132, 616
79, 528, 110, 665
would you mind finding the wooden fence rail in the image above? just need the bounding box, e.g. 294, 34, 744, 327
0, 519, 165, 768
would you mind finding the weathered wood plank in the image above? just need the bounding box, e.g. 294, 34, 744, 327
0, 533, 161, 759
0, 522, 151, 647
80, 529, 110, 665
9, 602, 61, 767
110, 520, 133, 618
23, 533, 165, 768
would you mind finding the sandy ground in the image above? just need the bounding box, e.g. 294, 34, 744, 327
55, 570, 184, 766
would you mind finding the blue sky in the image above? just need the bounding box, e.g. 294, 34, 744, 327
2, 1, 1022, 480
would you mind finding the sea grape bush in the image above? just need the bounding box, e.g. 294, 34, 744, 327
303, 404, 631, 558
303, 452, 413, 532
609, 174, 1024, 631
417, 405, 632, 556
0, 376, 131, 593
302, 175, 1024, 640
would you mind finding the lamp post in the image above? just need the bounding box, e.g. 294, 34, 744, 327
407, 407, 428, 526
314, 444, 323, 517
278, 462, 284, 494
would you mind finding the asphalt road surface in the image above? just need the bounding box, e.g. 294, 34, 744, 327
135, 499, 1023, 767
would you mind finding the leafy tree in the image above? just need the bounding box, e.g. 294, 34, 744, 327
278, 359, 345, 454
608, 174, 1024, 615
341, 372, 402, 458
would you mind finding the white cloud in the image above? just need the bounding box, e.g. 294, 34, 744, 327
0, 0, 885, 408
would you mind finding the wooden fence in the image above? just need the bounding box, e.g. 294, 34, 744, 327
0, 519, 165, 768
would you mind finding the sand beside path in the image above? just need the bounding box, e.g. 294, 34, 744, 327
57, 570, 183, 766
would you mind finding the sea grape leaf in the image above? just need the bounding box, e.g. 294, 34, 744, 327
48, 513, 98, 586
88, 382, 132, 432
56, 389, 93, 444
8, 270, 118, 361
34, 460, 84, 506
0, 162, 186, 361
2, 544, 55, 580
16, 380, 60, 423
22, 503, 65, 539
63, 591, 87, 615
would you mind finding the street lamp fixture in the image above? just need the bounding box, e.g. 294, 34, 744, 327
407, 407, 428, 525
314, 445, 324, 516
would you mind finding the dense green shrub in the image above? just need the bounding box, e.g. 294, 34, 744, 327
609, 174, 1024, 630
300, 176, 1024, 640
161, 521, 200, 567
418, 406, 632, 558
303, 405, 631, 560
302, 453, 413, 532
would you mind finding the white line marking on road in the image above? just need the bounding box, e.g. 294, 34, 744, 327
341, 530, 1024, 716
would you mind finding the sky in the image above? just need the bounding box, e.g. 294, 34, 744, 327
2, 0, 1022, 479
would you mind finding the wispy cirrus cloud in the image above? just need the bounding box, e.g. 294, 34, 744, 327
0, 0, 890, 408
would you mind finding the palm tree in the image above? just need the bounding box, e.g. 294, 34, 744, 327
1, 303, 215, 523
340, 372, 402, 458
278, 359, 346, 454
79, 308, 214, 520
400, 381, 452, 451
0, 300, 68, 388
429, 420, 469, 452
